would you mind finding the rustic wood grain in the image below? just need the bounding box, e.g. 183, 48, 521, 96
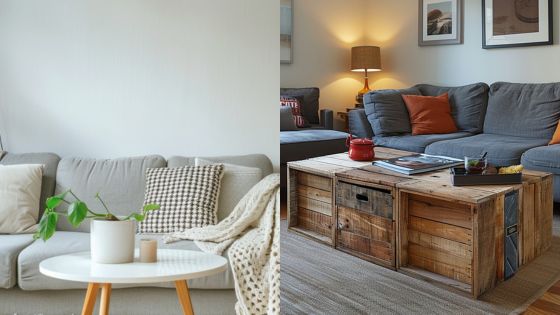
297, 207, 332, 238
336, 181, 393, 219
408, 216, 472, 245
474, 198, 497, 298
297, 172, 332, 192
495, 194, 505, 282
522, 183, 536, 265
408, 229, 472, 259
298, 195, 331, 216
408, 194, 471, 229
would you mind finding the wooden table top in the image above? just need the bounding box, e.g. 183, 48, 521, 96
288, 147, 552, 204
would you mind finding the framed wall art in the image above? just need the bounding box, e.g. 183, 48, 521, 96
418, 0, 464, 46
482, 0, 553, 49
280, 0, 293, 64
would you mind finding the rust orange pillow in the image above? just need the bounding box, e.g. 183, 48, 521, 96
401, 93, 458, 135
550, 121, 560, 145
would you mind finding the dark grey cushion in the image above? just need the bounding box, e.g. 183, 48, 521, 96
425, 134, 549, 166
0, 153, 60, 219
280, 87, 320, 124
484, 82, 560, 139
521, 145, 560, 172
280, 107, 298, 131
415, 83, 489, 133
363, 88, 420, 136
280, 130, 348, 164
374, 132, 472, 153
521, 145, 560, 202
348, 109, 374, 139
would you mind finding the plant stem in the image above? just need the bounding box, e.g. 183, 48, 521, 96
95, 193, 116, 219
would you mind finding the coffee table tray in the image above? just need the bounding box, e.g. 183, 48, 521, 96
451, 167, 522, 186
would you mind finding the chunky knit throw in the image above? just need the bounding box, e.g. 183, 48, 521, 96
164, 174, 280, 315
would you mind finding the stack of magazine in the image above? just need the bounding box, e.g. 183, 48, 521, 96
373, 154, 463, 175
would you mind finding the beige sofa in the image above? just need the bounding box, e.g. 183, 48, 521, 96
0, 152, 273, 315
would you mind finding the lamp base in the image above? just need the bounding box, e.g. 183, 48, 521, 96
356, 75, 371, 105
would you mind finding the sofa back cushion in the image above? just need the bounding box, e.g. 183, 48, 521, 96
484, 82, 560, 139
0, 153, 60, 219
280, 87, 320, 124
415, 82, 489, 133
364, 88, 420, 136
55, 155, 167, 232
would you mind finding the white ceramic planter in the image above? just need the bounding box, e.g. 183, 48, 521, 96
90, 220, 135, 264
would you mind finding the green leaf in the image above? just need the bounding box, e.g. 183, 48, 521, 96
36, 212, 58, 241
45, 191, 69, 209
143, 204, 160, 213
132, 213, 145, 221
67, 201, 88, 227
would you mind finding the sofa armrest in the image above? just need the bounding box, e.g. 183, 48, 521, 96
349, 109, 373, 139
320, 109, 334, 130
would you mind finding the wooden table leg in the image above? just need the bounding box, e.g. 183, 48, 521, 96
100, 283, 112, 315
175, 280, 194, 315
82, 283, 100, 315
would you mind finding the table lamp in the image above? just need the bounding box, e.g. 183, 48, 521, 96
351, 46, 381, 105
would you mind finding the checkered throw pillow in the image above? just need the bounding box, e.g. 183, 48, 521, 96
138, 164, 224, 233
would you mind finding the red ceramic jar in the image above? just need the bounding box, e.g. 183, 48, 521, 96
346, 135, 375, 161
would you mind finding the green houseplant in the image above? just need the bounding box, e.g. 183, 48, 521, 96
35, 190, 160, 264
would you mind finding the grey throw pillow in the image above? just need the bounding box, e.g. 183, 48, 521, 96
364, 88, 421, 136
280, 107, 298, 131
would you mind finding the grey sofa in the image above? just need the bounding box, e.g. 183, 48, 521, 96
349, 82, 560, 202
280, 87, 348, 189
0, 152, 273, 315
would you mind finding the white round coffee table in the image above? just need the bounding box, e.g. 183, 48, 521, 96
39, 249, 228, 315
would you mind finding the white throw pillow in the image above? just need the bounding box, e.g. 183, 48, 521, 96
195, 158, 263, 221
0, 164, 43, 233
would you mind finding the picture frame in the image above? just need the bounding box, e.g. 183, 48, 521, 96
280, 0, 293, 64
482, 0, 553, 49
418, 0, 464, 46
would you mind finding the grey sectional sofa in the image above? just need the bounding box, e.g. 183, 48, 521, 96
349, 82, 560, 202
0, 152, 272, 315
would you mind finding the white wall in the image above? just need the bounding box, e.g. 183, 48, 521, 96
0, 0, 279, 167
367, 0, 560, 89
280, 0, 369, 130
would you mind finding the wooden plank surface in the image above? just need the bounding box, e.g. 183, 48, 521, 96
408, 194, 471, 229
408, 216, 472, 245
408, 253, 471, 284
337, 168, 411, 188
336, 182, 393, 219
297, 207, 332, 238
297, 172, 332, 192
408, 229, 472, 259
397, 180, 495, 204
473, 198, 497, 298
297, 185, 331, 204
298, 195, 331, 216
495, 194, 505, 282
522, 183, 535, 265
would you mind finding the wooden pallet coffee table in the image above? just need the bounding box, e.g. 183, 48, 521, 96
287, 147, 553, 298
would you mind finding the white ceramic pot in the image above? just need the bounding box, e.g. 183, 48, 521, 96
90, 220, 135, 264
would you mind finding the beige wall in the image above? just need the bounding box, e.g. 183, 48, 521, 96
0, 0, 279, 167
280, 0, 369, 130
367, 0, 560, 89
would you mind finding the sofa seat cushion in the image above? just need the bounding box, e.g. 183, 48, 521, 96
374, 132, 472, 153
0, 234, 34, 288
280, 130, 348, 145
425, 134, 550, 166
280, 130, 348, 164
18, 232, 234, 291
55, 155, 167, 232
521, 145, 560, 172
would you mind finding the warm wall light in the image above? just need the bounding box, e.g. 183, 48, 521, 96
351, 46, 381, 105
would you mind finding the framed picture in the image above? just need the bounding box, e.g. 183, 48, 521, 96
482, 0, 552, 49
418, 0, 463, 46
280, 0, 293, 64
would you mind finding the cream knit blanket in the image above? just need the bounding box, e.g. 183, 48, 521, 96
164, 174, 280, 315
